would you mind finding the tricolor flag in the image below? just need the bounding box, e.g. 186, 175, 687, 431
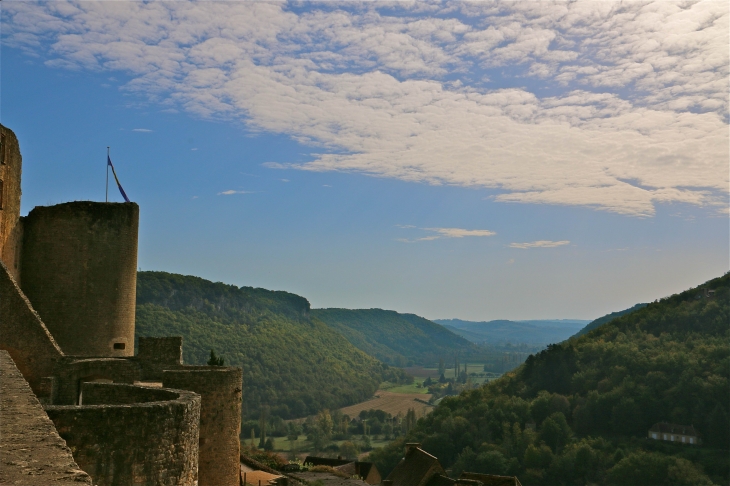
107, 155, 130, 203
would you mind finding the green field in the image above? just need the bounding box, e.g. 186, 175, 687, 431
401, 364, 502, 386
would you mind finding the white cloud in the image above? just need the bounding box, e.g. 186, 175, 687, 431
3, 1, 727, 216
397, 226, 496, 242
217, 190, 252, 195
425, 227, 496, 238
132, 128, 152, 132
509, 240, 571, 249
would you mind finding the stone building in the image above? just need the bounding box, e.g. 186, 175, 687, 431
648, 422, 700, 445
384, 443, 522, 486
0, 123, 243, 486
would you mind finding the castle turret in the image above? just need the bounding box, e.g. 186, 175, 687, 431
20, 201, 139, 357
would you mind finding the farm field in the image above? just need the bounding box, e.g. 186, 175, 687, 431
339, 390, 433, 418
403, 364, 502, 386
379, 380, 430, 394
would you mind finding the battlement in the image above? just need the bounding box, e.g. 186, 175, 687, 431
46, 382, 200, 486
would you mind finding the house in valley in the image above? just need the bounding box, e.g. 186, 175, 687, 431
648, 422, 700, 445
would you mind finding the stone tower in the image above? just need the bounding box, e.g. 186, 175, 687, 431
20, 202, 139, 357
0, 124, 23, 282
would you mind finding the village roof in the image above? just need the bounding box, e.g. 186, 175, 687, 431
459, 473, 523, 486
648, 423, 699, 437
386, 446, 446, 486
355, 462, 377, 479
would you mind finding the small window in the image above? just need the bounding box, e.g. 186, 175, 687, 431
0, 133, 5, 165
113, 342, 126, 350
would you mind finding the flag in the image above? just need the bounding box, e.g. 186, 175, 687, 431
107, 156, 130, 202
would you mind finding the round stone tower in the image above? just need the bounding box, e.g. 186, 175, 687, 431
20, 202, 138, 357
163, 367, 243, 486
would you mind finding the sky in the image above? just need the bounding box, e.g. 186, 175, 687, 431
1, 0, 728, 321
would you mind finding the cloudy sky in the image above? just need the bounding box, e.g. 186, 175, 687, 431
2, 0, 727, 320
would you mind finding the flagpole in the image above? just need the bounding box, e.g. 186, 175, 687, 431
106, 147, 110, 203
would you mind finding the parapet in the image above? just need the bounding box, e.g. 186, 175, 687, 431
53, 357, 140, 405
164, 366, 243, 486
45, 382, 200, 486
21, 201, 139, 357
0, 350, 92, 485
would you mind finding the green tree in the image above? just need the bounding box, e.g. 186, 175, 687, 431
538, 412, 571, 453
207, 349, 224, 366
339, 441, 360, 460
439, 358, 446, 376
607, 451, 712, 486
523, 444, 553, 469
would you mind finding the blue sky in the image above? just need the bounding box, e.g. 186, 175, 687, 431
1, 1, 727, 321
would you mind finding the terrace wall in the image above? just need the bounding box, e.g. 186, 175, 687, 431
45, 382, 200, 486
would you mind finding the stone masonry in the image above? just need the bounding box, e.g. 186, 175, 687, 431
0, 350, 92, 485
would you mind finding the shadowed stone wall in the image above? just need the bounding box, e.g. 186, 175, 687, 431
21, 201, 139, 357
0, 260, 64, 395
45, 382, 200, 486
0, 350, 92, 485
164, 367, 243, 486
137, 336, 183, 380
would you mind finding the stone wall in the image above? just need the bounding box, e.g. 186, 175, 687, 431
0, 124, 23, 282
21, 201, 139, 357
54, 357, 140, 405
45, 383, 200, 486
81, 381, 177, 405
164, 366, 243, 486
0, 350, 92, 485
137, 336, 183, 380
0, 260, 64, 395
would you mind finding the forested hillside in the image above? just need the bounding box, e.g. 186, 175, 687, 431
572, 303, 647, 338
135, 272, 407, 420
371, 273, 730, 485
312, 308, 478, 366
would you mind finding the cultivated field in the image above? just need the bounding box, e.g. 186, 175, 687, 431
339, 390, 433, 418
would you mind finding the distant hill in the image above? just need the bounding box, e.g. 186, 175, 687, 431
135, 272, 407, 420
312, 308, 478, 367
434, 318, 587, 345
571, 303, 647, 338
370, 273, 730, 485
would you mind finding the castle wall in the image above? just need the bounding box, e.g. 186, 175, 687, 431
54, 357, 140, 405
45, 382, 200, 486
0, 260, 64, 395
0, 350, 92, 485
81, 381, 180, 406
137, 336, 183, 380
21, 201, 139, 357
0, 124, 23, 282
164, 367, 243, 486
